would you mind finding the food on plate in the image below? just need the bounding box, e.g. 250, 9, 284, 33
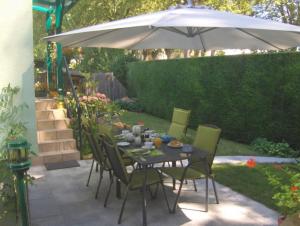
113, 122, 131, 129
168, 140, 183, 147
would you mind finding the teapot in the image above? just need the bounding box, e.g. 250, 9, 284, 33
132, 125, 142, 136
133, 136, 142, 146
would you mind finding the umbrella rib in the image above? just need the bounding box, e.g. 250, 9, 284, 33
127, 28, 159, 49
198, 27, 217, 35
160, 27, 189, 37
237, 28, 283, 50
197, 28, 206, 52
65, 29, 120, 48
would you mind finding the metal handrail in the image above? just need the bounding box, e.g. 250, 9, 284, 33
63, 56, 83, 159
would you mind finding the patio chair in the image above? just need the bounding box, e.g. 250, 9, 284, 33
102, 135, 171, 224
84, 126, 134, 199
83, 128, 112, 199
160, 124, 221, 213
166, 108, 191, 170
168, 107, 191, 139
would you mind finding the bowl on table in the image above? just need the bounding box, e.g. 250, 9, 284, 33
160, 135, 173, 143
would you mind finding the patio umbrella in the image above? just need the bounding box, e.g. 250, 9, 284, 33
44, 4, 300, 51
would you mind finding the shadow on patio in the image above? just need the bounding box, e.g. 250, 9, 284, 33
28, 160, 278, 226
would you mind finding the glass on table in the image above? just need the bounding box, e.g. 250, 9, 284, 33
153, 137, 162, 148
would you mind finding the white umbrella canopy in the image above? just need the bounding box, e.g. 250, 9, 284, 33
45, 5, 300, 51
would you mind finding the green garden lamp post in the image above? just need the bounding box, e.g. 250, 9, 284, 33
6, 138, 32, 226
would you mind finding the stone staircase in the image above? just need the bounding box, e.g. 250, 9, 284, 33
31, 98, 80, 165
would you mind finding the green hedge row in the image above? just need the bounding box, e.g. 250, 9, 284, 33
128, 52, 300, 147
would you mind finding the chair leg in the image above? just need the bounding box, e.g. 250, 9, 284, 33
96, 163, 99, 172
86, 159, 95, 187
104, 171, 114, 207
149, 184, 159, 199
172, 179, 185, 213
211, 176, 219, 204
95, 167, 104, 199
118, 186, 129, 224
180, 160, 188, 184
193, 179, 197, 192
205, 175, 208, 212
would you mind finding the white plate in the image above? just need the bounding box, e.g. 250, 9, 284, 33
117, 142, 130, 147
141, 145, 155, 149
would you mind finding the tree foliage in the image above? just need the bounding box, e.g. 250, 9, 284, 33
254, 0, 300, 25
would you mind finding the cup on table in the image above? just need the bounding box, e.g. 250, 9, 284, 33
144, 141, 153, 149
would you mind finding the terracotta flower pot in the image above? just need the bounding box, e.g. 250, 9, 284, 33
279, 213, 300, 226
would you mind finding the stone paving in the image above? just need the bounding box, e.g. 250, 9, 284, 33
28, 160, 279, 226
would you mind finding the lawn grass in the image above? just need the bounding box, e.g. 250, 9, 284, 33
213, 163, 296, 211
120, 111, 259, 156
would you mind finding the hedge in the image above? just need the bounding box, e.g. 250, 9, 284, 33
128, 52, 300, 148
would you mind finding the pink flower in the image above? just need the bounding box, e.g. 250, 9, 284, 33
96, 92, 107, 99
82, 96, 87, 101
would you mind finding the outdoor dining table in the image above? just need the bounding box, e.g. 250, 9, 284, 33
118, 142, 209, 226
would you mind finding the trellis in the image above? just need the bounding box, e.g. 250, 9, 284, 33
32, 0, 79, 94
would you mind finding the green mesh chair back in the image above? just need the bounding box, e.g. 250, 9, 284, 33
98, 123, 114, 139
83, 127, 102, 163
102, 135, 129, 185
93, 133, 112, 169
192, 124, 221, 169
168, 108, 191, 139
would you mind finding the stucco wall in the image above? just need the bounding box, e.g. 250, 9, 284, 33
0, 0, 37, 151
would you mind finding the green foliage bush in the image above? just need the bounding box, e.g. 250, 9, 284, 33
266, 164, 300, 215
128, 52, 300, 150
114, 98, 143, 112
110, 53, 138, 88
251, 138, 298, 157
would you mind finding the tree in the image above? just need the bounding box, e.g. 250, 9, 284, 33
254, 0, 300, 25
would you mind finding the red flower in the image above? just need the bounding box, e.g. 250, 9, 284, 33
246, 158, 256, 168
137, 121, 144, 126
290, 186, 299, 192
273, 164, 283, 170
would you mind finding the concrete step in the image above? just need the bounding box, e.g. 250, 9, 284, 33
37, 128, 73, 142
38, 139, 76, 153
37, 119, 70, 130
31, 149, 80, 165
36, 109, 67, 120
35, 98, 57, 111
34, 98, 80, 166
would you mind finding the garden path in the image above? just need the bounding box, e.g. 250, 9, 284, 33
214, 156, 297, 164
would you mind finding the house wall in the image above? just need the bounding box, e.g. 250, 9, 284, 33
0, 0, 37, 152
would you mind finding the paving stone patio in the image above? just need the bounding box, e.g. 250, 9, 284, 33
28, 160, 278, 226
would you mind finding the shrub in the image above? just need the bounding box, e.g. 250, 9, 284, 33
267, 164, 300, 215
110, 53, 138, 89
115, 97, 143, 112
128, 52, 300, 149
251, 138, 298, 157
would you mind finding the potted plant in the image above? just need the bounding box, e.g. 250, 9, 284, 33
34, 81, 47, 97
0, 84, 28, 223
267, 164, 300, 226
